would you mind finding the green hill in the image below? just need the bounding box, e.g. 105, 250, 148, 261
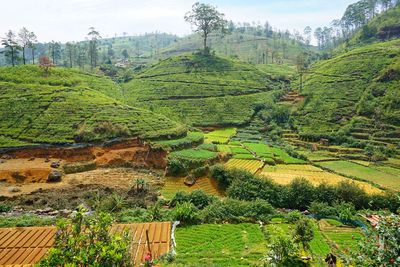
122, 53, 294, 127
296, 40, 400, 147
158, 32, 310, 65
0, 66, 186, 148
345, 5, 400, 48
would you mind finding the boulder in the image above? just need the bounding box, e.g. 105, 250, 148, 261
7, 186, 21, 193
51, 161, 60, 168
47, 171, 62, 182
184, 176, 196, 186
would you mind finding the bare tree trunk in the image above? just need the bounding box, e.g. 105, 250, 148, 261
32, 49, 35, 64
203, 34, 207, 52
11, 47, 15, 67
22, 47, 26, 65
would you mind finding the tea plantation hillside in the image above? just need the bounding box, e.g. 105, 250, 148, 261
122, 53, 293, 126
0, 66, 186, 147
296, 40, 400, 147
347, 5, 400, 47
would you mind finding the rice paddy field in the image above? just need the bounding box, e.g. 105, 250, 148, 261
161, 177, 222, 199
260, 164, 382, 194
243, 143, 306, 164
225, 159, 264, 174
168, 149, 218, 160
318, 160, 400, 191
296, 149, 339, 162
204, 128, 237, 144
166, 224, 266, 267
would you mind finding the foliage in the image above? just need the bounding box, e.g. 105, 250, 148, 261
352, 213, 400, 267
293, 218, 315, 251
172, 201, 200, 225
39, 207, 132, 266
0, 214, 56, 227
0, 203, 12, 213
152, 131, 204, 151
169, 190, 216, 209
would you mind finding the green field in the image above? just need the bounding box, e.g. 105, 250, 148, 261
204, 128, 237, 144
167, 224, 266, 267
318, 160, 400, 191
152, 131, 204, 151
169, 148, 218, 160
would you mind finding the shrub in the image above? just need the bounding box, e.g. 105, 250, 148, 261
170, 190, 216, 210
190, 165, 209, 178
167, 159, 188, 176
173, 202, 200, 225
75, 122, 131, 142
201, 198, 275, 223
39, 207, 132, 267
209, 164, 232, 189
0, 203, 12, 213
286, 211, 303, 224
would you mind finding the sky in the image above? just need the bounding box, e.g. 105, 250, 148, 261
0, 0, 358, 44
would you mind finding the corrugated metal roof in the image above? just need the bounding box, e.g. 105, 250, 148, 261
0, 222, 171, 266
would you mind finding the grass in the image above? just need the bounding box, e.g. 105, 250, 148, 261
168, 149, 218, 160
166, 224, 266, 267
318, 160, 400, 191
0, 65, 186, 147
204, 128, 237, 144
0, 214, 56, 227
261, 164, 382, 194
225, 159, 264, 174
121, 53, 285, 126
161, 177, 222, 199
151, 131, 203, 151
243, 143, 306, 164
297, 39, 400, 143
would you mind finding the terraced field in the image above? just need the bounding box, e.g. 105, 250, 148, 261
318, 160, 400, 191
0, 66, 186, 147
166, 224, 266, 267
151, 131, 204, 151
168, 149, 218, 161
260, 164, 381, 194
204, 128, 236, 144
161, 177, 222, 199
225, 159, 264, 174
122, 53, 286, 126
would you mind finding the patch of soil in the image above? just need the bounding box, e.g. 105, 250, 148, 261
0, 158, 55, 183
0, 168, 163, 197
0, 168, 163, 210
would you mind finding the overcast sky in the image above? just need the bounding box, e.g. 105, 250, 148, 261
0, 0, 358, 44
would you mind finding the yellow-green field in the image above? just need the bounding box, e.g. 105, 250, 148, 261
161, 177, 222, 199
204, 128, 237, 144
260, 164, 381, 194
225, 159, 264, 174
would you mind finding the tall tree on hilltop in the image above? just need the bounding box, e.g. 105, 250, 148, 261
184, 2, 227, 53
28, 31, 38, 65
1, 30, 20, 66
18, 27, 37, 65
65, 42, 76, 68
88, 27, 101, 69
48, 41, 61, 65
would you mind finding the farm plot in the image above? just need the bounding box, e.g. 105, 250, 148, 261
260, 164, 381, 194
318, 160, 400, 191
167, 224, 266, 267
168, 148, 218, 160
297, 149, 339, 162
152, 131, 203, 151
161, 177, 222, 199
204, 128, 237, 144
225, 159, 264, 174
243, 143, 306, 164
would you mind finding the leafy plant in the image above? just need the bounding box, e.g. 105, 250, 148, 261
39, 206, 132, 267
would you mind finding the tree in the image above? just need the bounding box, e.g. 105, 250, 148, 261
88, 27, 101, 69
293, 218, 314, 251
39, 55, 54, 76
18, 27, 36, 65
303, 26, 312, 46
352, 214, 400, 266
38, 206, 132, 266
296, 52, 310, 92
1, 30, 20, 66
184, 2, 227, 52
122, 49, 129, 59
48, 41, 61, 65
65, 42, 75, 68
263, 226, 300, 265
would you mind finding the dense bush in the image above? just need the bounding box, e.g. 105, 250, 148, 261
169, 190, 216, 209
166, 159, 188, 176
39, 207, 131, 266
173, 202, 200, 225
75, 121, 131, 142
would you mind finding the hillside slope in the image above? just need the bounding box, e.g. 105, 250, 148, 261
296, 40, 400, 147
0, 66, 186, 148
122, 53, 293, 126
349, 5, 400, 46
